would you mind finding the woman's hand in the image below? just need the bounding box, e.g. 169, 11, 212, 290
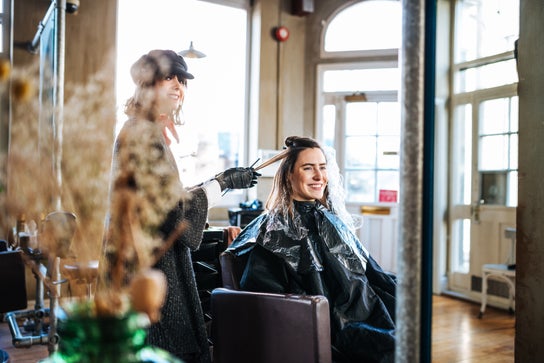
215, 167, 260, 191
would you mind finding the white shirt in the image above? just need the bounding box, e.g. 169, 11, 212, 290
200, 179, 222, 208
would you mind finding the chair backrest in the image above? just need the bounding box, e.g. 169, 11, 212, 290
211, 287, 332, 363
218, 250, 249, 290
0, 250, 28, 313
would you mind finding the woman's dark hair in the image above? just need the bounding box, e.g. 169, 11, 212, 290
265, 136, 329, 216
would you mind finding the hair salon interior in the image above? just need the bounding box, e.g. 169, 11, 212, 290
0, 0, 543, 362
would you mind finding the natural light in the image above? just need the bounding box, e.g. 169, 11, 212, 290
324, 0, 400, 52
116, 0, 248, 187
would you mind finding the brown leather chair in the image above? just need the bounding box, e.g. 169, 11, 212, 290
211, 250, 332, 363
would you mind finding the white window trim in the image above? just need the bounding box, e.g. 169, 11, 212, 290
315, 59, 399, 139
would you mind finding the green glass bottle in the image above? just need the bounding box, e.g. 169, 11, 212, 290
39, 304, 183, 363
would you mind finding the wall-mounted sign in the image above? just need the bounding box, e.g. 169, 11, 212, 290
379, 189, 398, 203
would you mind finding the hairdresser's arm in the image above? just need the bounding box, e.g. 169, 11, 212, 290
198, 179, 222, 208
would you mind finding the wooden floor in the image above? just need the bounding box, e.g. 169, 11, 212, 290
1, 294, 514, 362
431, 294, 514, 363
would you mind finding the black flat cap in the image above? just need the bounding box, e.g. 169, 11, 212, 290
130, 49, 194, 86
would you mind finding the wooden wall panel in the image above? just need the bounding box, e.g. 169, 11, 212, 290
14, 0, 117, 87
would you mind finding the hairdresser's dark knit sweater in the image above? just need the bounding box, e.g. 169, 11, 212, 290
99, 118, 211, 363
149, 186, 210, 363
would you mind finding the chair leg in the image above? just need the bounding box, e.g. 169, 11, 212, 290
507, 278, 515, 315
478, 271, 488, 319
1, 349, 9, 363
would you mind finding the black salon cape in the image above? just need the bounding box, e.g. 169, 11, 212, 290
227, 201, 396, 363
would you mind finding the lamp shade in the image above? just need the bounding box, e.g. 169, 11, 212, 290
178, 41, 206, 59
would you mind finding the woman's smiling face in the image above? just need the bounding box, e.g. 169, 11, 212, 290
289, 147, 328, 202
155, 75, 185, 113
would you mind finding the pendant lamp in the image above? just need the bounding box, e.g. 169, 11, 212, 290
178, 41, 206, 59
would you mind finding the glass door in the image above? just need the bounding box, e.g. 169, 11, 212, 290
447, 0, 519, 298
448, 91, 518, 295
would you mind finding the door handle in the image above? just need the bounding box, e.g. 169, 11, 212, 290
471, 200, 483, 223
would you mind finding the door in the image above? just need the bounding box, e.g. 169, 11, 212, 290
448, 88, 518, 297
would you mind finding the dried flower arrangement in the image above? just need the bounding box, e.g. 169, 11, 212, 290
0, 56, 169, 323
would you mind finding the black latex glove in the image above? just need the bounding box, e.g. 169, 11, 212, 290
215, 167, 260, 191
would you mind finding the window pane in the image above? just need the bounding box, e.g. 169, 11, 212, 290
480, 171, 507, 205
480, 98, 510, 135
479, 135, 508, 170
479, 97, 518, 173
451, 219, 471, 273
479, 135, 507, 171
507, 171, 518, 207
509, 134, 518, 169
346, 103, 377, 135
377, 102, 400, 135
376, 170, 399, 194
377, 136, 400, 169
455, 0, 519, 63
346, 136, 376, 168
322, 104, 336, 148
323, 68, 399, 93
454, 59, 518, 93
452, 104, 472, 205
324, 1, 401, 52
510, 96, 518, 132
345, 170, 375, 203
344, 101, 400, 203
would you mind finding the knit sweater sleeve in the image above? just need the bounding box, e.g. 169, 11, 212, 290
159, 186, 208, 251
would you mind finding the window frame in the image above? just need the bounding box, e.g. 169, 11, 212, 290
319, 0, 401, 59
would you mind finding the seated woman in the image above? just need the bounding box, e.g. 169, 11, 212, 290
227, 136, 396, 363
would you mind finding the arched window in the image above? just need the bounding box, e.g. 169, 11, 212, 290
323, 0, 401, 55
